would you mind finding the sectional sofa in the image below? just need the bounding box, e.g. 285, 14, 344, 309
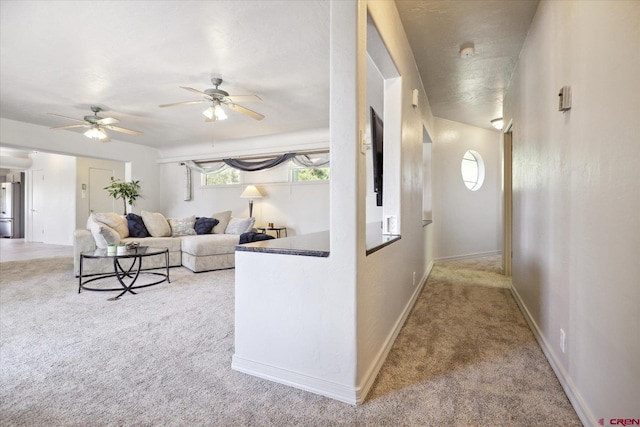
73, 210, 256, 276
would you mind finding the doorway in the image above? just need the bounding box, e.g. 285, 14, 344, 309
89, 168, 116, 214
31, 169, 45, 242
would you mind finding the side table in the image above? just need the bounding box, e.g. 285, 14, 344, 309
257, 226, 288, 238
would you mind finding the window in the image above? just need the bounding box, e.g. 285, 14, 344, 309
202, 168, 240, 186
461, 150, 485, 191
291, 167, 330, 182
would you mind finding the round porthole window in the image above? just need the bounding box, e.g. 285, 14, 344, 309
461, 150, 485, 191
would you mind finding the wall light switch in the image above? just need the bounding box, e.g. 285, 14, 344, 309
360, 130, 367, 154
558, 86, 571, 111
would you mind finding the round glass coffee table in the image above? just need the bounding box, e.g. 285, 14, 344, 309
79, 246, 170, 300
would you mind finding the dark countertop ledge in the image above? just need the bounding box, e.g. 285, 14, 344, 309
236, 222, 410, 258
236, 230, 330, 257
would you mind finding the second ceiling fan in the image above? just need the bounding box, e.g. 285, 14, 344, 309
159, 77, 264, 121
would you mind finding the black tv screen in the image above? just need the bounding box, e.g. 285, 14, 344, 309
370, 107, 383, 206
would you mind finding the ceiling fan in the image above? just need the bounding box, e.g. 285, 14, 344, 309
159, 77, 264, 121
48, 106, 143, 142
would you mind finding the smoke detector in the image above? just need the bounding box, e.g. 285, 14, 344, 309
460, 46, 475, 58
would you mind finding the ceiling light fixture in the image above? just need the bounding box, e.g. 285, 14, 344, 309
203, 101, 228, 121
491, 118, 504, 130
84, 125, 108, 141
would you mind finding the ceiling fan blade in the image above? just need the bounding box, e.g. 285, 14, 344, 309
50, 124, 87, 130
225, 103, 265, 120
159, 100, 207, 108
96, 117, 119, 125
47, 113, 86, 123
104, 125, 143, 136
180, 86, 208, 96
225, 95, 262, 103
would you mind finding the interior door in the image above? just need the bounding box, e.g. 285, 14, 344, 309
31, 169, 45, 242
89, 168, 116, 214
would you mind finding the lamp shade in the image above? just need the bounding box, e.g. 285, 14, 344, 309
490, 118, 504, 130
240, 185, 263, 199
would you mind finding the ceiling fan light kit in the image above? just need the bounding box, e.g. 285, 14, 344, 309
160, 77, 265, 122
48, 106, 141, 143
203, 101, 228, 121
84, 125, 109, 141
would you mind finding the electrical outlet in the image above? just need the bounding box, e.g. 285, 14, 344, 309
560, 329, 566, 353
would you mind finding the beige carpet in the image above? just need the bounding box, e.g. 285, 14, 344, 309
0, 256, 580, 426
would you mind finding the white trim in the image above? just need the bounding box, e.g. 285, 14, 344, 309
434, 250, 501, 263
231, 356, 358, 405
355, 260, 435, 403
509, 285, 595, 427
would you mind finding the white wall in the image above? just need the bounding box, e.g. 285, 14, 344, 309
156, 128, 331, 236
432, 117, 502, 260
503, 1, 640, 424
233, 1, 360, 403
236, 0, 438, 404
158, 161, 329, 235
27, 152, 76, 245
356, 0, 435, 398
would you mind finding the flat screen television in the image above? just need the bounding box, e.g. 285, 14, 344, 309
370, 107, 383, 206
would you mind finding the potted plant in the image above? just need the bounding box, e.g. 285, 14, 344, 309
104, 178, 141, 215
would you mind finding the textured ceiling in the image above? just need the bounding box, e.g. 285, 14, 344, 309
0, 1, 538, 151
396, 0, 539, 130
0, 1, 330, 149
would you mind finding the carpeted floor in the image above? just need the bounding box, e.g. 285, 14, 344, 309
0, 256, 580, 426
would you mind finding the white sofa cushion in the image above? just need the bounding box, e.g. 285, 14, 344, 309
141, 211, 171, 237
121, 236, 182, 252
93, 212, 129, 239
88, 220, 120, 248
225, 217, 255, 234
181, 234, 240, 256
211, 210, 231, 234
168, 215, 196, 237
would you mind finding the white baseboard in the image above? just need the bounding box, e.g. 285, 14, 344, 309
231, 355, 358, 405
509, 285, 595, 427
232, 260, 436, 406
355, 260, 435, 404
434, 250, 502, 263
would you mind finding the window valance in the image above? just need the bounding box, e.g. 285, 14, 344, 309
184, 150, 329, 173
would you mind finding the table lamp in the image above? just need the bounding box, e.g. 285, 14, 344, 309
240, 185, 263, 217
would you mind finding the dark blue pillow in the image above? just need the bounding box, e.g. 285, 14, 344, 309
194, 217, 219, 235
126, 213, 150, 238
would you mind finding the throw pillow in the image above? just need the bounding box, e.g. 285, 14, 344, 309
94, 212, 129, 239
225, 217, 256, 235
126, 213, 150, 238
89, 221, 120, 248
211, 210, 232, 234
168, 216, 197, 237
141, 211, 171, 237
194, 217, 219, 235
